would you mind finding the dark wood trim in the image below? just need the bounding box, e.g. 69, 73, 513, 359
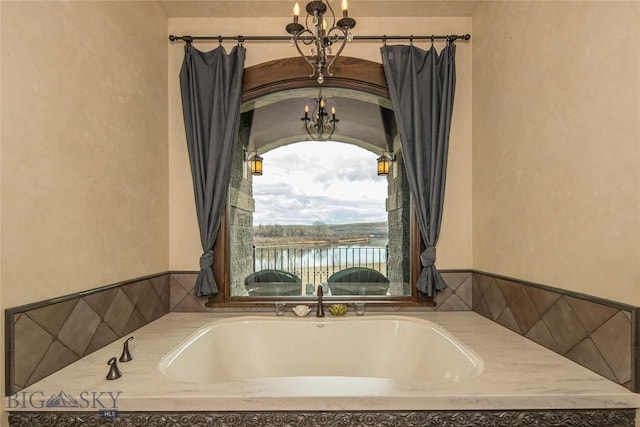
242, 56, 389, 102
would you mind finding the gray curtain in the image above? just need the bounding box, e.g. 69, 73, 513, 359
381, 42, 456, 297
179, 43, 246, 297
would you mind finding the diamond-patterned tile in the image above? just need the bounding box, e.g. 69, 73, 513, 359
496, 307, 521, 334
9, 275, 179, 395
172, 294, 208, 312
83, 288, 118, 319
26, 299, 78, 336
474, 273, 494, 295
84, 322, 119, 355
591, 312, 631, 384
170, 282, 188, 311
14, 315, 53, 388
526, 319, 560, 353
510, 288, 540, 335
483, 283, 506, 320
542, 297, 587, 354
103, 289, 135, 336
123, 309, 147, 336
623, 311, 631, 321
436, 293, 470, 311
171, 273, 197, 293
435, 286, 453, 307
137, 282, 162, 321
471, 278, 481, 309
566, 338, 617, 383
151, 301, 169, 321
455, 276, 473, 309
152, 275, 171, 307
441, 272, 470, 291
565, 296, 618, 332
57, 299, 101, 357
474, 297, 493, 320
122, 280, 146, 305
27, 341, 77, 386
524, 286, 561, 316
496, 278, 520, 304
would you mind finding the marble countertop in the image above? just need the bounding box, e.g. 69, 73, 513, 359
7, 311, 639, 412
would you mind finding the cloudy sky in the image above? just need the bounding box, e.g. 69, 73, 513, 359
253, 141, 387, 225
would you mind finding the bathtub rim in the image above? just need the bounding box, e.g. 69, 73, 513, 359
6, 311, 638, 413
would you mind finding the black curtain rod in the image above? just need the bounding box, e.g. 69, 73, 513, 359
168, 34, 471, 43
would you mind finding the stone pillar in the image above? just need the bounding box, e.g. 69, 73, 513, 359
386, 149, 411, 296
228, 112, 255, 296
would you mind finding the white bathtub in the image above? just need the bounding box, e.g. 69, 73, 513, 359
159, 315, 483, 384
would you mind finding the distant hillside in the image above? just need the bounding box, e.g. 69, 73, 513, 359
324, 222, 388, 237
253, 221, 388, 246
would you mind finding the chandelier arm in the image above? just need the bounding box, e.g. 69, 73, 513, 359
304, 122, 315, 140
292, 32, 319, 78
324, 26, 349, 77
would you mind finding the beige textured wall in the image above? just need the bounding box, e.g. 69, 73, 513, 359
1, 1, 169, 309
472, 1, 640, 305
168, 16, 473, 271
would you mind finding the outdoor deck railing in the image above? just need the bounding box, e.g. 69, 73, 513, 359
253, 245, 388, 287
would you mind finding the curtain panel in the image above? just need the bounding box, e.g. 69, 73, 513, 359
381, 43, 457, 297
179, 44, 246, 297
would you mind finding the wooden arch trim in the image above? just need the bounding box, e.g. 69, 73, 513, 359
241, 56, 389, 102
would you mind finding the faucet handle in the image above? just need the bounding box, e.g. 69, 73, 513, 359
119, 336, 134, 362
106, 357, 122, 380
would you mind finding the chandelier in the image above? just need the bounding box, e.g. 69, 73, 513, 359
286, 0, 356, 84
301, 92, 339, 141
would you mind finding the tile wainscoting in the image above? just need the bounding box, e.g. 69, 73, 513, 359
5, 274, 170, 395
472, 271, 638, 392
5, 269, 638, 396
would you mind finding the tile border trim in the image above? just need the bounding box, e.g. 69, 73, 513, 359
4, 272, 171, 316
7, 409, 636, 427
470, 270, 637, 313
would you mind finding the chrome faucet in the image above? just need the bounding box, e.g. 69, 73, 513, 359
316, 285, 325, 317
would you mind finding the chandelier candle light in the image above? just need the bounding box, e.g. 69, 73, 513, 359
287, 0, 356, 84
302, 93, 339, 141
